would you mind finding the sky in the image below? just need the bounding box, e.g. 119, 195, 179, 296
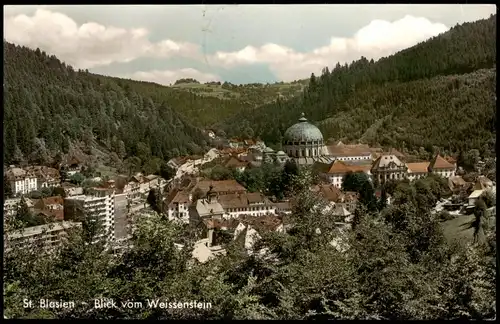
4, 5, 496, 85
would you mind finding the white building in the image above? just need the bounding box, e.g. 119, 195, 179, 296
321, 160, 372, 188
5, 166, 38, 195
468, 189, 484, 207
63, 189, 115, 245
428, 155, 456, 178
406, 162, 430, 181
4, 221, 81, 252
25, 166, 61, 189
165, 190, 192, 224
218, 192, 276, 218
327, 143, 373, 162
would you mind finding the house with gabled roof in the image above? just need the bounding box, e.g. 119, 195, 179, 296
224, 156, 249, 173
371, 154, 408, 184
428, 154, 456, 178
32, 196, 65, 221
406, 162, 430, 181
321, 160, 372, 188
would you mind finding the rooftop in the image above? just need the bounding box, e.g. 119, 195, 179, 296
371, 154, 406, 170
194, 179, 247, 195
407, 162, 430, 173
218, 192, 273, 209
468, 189, 484, 199
429, 154, 455, 170
7, 221, 81, 239
283, 113, 324, 143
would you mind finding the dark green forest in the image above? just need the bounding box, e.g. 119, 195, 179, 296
220, 15, 496, 156
3, 42, 212, 165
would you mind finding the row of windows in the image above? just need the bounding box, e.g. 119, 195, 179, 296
288, 148, 319, 157
226, 206, 273, 213
285, 141, 323, 145
337, 156, 370, 161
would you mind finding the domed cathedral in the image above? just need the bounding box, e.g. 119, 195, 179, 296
283, 113, 334, 165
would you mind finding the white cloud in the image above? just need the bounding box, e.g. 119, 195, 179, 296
3, 8, 201, 69
209, 15, 450, 81
125, 68, 220, 86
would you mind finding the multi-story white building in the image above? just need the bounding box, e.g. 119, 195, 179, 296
428, 155, 456, 178
4, 221, 81, 252
321, 160, 372, 188
64, 189, 115, 245
165, 190, 192, 223
218, 192, 276, 218
4, 198, 22, 218
25, 166, 61, 189
406, 162, 430, 181
5, 166, 38, 196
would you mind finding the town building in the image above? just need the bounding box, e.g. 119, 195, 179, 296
371, 154, 408, 184
229, 138, 245, 148
5, 166, 38, 195
24, 166, 61, 189
224, 156, 249, 173
32, 196, 65, 221
312, 184, 358, 214
113, 193, 130, 242
218, 192, 276, 218
63, 156, 84, 176
192, 179, 247, 196
165, 189, 192, 223
428, 154, 456, 178
4, 221, 81, 252
406, 162, 430, 181
63, 188, 115, 245
468, 189, 484, 206
474, 175, 494, 191
275, 200, 293, 215
327, 143, 373, 162
194, 186, 225, 221
262, 147, 277, 163
275, 151, 289, 164
320, 160, 372, 188
448, 175, 468, 193
61, 182, 84, 197
282, 113, 332, 165
200, 214, 284, 255
3, 197, 34, 217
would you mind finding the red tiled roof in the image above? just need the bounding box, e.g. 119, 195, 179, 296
327, 160, 352, 174
317, 184, 343, 203
407, 162, 430, 173
444, 156, 457, 164
218, 192, 273, 209
327, 145, 372, 157
430, 155, 455, 170
34, 209, 64, 221
225, 156, 249, 168
326, 160, 371, 174
171, 191, 190, 204
194, 180, 247, 195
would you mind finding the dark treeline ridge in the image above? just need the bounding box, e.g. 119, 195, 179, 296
220, 15, 496, 156
3, 42, 212, 165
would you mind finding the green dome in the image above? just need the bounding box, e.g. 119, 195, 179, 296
283, 113, 324, 143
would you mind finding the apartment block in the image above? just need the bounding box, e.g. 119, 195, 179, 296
4, 221, 81, 252
64, 188, 115, 245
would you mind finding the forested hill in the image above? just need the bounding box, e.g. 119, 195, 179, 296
3, 42, 210, 165
221, 14, 496, 157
